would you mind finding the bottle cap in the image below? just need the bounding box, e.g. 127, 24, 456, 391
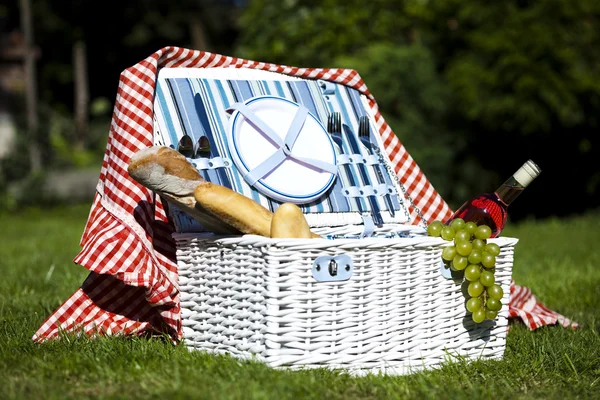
514, 160, 541, 187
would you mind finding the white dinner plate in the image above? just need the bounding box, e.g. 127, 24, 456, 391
227, 96, 337, 203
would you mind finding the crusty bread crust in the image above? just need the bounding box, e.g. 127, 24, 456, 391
270, 203, 313, 239
194, 182, 273, 237
127, 146, 204, 197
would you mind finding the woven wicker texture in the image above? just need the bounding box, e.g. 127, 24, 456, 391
177, 233, 517, 375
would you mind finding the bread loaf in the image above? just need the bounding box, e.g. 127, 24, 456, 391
127, 146, 239, 234
271, 203, 320, 239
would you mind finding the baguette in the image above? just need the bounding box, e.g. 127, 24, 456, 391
127, 146, 239, 234
193, 182, 273, 237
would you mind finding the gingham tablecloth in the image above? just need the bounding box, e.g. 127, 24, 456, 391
32, 46, 577, 343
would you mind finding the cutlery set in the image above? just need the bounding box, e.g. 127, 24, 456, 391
357, 115, 396, 218
327, 112, 396, 226
175, 103, 396, 227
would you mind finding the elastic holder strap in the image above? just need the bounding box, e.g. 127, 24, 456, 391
360, 214, 376, 238
192, 157, 231, 170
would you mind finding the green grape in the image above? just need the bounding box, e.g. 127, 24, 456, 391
488, 284, 504, 300
466, 297, 482, 312
441, 226, 455, 241
454, 229, 471, 243
441, 245, 457, 261
464, 264, 481, 281
452, 255, 469, 271
456, 241, 473, 256
427, 220, 444, 237
480, 270, 495, 287
468, 281, 484, 297
472, 238, 486, 251
475, 225, 492, 240
450, 218, 466, 231
472, 308, 486, 323
468, 249, 483, 264
464, 221, 477, 235
486, 298, 502, 311
481, 252, 496, 268
485, 242, 501, 256
485, 309, 498, 320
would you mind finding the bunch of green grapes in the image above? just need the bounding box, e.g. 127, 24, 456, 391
427, 218, 504, 324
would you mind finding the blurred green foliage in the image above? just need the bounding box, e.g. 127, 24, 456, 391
2, 0, 599, 218
236, 0, 415, 67
422, 0, 600, 133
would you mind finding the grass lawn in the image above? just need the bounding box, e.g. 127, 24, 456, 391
1, 204, 599, 399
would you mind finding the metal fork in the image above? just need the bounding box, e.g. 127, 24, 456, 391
327, 112, 365, 214
327, 111, 341, 135
341, 121, 384, 226
358, 115, 396, 218
329, 111, 384, 225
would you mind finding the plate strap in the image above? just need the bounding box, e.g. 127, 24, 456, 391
228, 102, 337, 187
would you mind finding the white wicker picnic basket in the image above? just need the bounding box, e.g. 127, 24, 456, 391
153, 67, 517, 375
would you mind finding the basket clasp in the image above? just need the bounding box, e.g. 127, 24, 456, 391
312, 255, 353, 282
328, 259, 338, 276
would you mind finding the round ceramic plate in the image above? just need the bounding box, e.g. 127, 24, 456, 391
228, 96, 337, 203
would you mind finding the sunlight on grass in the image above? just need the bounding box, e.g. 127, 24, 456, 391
1, 205, 599, 399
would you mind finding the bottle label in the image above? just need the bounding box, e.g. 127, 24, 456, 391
472, 198, 486, 209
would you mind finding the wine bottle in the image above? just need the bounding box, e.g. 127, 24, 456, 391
445, 160, 541, 238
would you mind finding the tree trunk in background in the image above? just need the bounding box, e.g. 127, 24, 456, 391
73, 40, 89, 151
19, 0, 42, 173
189, 14, 211, 52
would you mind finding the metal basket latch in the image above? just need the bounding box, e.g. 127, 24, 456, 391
312, 255, 353, 282
328, 259, 338, 276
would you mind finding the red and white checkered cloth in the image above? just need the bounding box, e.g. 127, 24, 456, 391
32, 46, 577, 343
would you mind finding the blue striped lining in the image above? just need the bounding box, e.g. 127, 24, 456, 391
153, 77, 404, 232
